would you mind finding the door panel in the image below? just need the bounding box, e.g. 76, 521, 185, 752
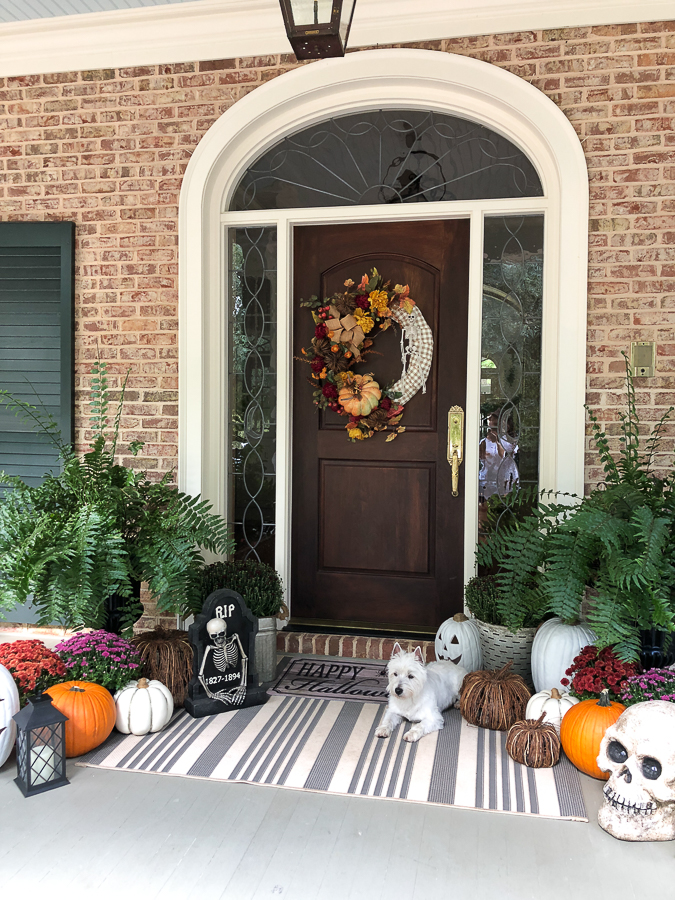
319, 460, 434, 575
292, 219, 469, 631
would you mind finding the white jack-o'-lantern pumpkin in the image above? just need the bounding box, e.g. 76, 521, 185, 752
435, 613, 482, 672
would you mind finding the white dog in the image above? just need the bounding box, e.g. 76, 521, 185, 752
375, 643, 467, 743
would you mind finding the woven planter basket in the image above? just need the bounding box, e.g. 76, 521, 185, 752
474, 619, 536, 686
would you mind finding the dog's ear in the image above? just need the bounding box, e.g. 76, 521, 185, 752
391, 641, 403, 659
413, 646, 424, 664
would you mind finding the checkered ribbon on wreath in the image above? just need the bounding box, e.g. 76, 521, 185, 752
389, 305, 434, 406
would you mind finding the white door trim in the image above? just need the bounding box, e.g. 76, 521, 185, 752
178, 48, 589, 613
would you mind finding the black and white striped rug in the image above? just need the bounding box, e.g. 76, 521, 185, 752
78, 696, 587, 820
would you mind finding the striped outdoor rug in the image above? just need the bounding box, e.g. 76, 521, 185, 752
78, 695, 587, 821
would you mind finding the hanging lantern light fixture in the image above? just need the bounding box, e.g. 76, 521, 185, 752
13, 692, 69, 798
279, 0, 357, 60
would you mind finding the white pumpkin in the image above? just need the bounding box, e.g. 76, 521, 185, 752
435, 613, 482, 672
526, 687, 579, 731
114, 677, 173, 736
0, 662, 20, 767
531, 617, 597, 693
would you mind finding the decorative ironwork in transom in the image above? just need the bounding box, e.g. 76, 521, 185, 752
230, 109, 543, 211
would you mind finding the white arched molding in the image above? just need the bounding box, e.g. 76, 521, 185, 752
178, 48, 589, 595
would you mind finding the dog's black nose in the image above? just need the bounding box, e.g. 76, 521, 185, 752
395, 686, 403, 696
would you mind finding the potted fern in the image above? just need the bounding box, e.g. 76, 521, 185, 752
477, 355, 675, 666
0, 362, 233, 635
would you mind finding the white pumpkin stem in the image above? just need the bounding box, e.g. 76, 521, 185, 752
550, 688, 562, 700
453, 613, 468, 622
137, 678, 150, 689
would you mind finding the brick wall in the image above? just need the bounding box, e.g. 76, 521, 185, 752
0, 20, 673, 626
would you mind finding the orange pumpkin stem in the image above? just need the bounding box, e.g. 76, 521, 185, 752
598, 689, 611, 707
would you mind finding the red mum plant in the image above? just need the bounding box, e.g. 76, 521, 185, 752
561, 644, 638, 702
0, 639, 67, 707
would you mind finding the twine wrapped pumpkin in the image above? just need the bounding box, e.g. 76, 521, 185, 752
506, 713, 561, 768
460, 661, 531, 731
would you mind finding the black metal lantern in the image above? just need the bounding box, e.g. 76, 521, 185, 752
279, 0, 357, 60
12, 693, 69, 797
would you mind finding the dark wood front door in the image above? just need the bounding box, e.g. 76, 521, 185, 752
291, 219, 470, 632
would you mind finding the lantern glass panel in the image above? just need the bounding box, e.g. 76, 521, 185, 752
339, 0, 356, 40
289, 0, 333, 26
29, 724, 65, 786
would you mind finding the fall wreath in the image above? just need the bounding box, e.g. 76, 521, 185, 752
300, 269, 433, 441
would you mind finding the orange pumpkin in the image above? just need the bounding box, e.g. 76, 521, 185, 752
338, 374, 381, 416
559, 689, 625, 780
47, 681, 116, 758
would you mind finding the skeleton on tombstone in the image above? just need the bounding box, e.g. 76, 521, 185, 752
198, 617, 248, 706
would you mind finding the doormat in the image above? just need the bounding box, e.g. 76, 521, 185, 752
77, 696, 587, 821
270, 656, 388, 703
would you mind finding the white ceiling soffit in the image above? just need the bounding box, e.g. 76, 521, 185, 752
0, 0, 672, 77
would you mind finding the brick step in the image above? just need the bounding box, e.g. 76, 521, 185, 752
276, 630, 436, 663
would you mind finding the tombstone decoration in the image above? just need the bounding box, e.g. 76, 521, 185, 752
184, 589, 268, 718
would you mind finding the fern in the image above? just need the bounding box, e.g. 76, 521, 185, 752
476, 357, 675, 661
0, 362, 235, 631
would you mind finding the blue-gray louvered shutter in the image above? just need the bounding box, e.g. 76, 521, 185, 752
0, 222, 74, 485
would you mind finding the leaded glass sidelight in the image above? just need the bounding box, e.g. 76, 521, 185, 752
479, 216, 543, 536
228, 228, 277, 565
230, 109, 543, 211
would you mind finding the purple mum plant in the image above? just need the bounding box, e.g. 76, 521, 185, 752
619, 668, 675, 707
55, 630, 142, 693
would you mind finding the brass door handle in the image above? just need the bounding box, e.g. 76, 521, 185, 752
447, 406, 464, 497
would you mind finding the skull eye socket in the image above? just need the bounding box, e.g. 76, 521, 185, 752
642, 757, 662, 781
607, 740, 628, 764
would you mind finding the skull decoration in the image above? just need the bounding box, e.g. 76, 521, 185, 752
206, 617, 227, 647
597, 700, 675, 841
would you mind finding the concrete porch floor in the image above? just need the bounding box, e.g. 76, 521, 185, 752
1, 657, 673, 900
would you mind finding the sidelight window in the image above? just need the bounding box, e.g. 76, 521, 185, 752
479, 215, 543, 534
228, 227, 278, 564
